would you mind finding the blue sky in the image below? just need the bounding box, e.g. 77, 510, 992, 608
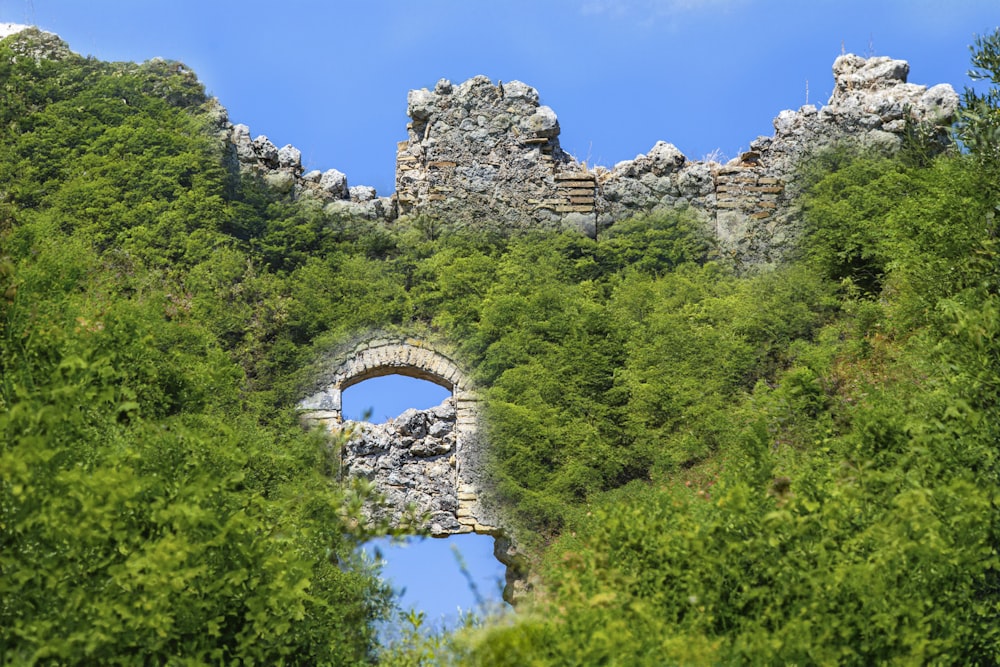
5, 1, 997, 197
6, 0, 997, 632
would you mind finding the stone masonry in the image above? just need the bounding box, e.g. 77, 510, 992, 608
212, 52, 957, 267
338, 398, 471, 535
298, 336, 498, 538
395, 76, 595, 233
394, 55, 958, 265
1, 26, 959, 267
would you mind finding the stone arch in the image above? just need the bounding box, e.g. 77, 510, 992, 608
298, 336, 498, 537
299, 338, 471, 420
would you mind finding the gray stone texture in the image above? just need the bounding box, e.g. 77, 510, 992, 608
395, 75, 594, 230
389, 55, 955, 265
298, 336, 498, 538
341, 399, 462, 534
216, 53, 956, 269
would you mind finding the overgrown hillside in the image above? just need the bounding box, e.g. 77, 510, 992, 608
2, 26, 1000, 665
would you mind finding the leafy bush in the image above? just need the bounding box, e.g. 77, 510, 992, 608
4, 26, 1000, 665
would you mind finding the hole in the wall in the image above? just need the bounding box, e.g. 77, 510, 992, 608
345, 374, 510, 628
342, 373, 451, 423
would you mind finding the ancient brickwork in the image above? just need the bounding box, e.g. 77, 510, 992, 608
206, 52, 959, 266
390, 54, 958, 264
394, 76, 596, 232
710, 164, 788, 261
298, 337, 497, 537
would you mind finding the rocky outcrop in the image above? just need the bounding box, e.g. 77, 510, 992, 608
753, 54, 958, 178
225, 120, 395, 221
601, 55, 957, 263
0, 24, 72, 61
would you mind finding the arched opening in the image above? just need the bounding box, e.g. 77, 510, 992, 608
344, 373, 509, 629
342, 374, 451, 423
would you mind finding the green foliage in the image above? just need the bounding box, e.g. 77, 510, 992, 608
459, 455, 997, 665
957, 28, 1000, 168
411, 34, 1000, 665
0, 239, 391, 663
4, 27, 1000, 665
597, 209, 714, 275
0, 37, 393, 663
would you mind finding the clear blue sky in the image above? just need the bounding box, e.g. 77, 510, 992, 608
6, 0, 997, 632
5, 1, 997, 196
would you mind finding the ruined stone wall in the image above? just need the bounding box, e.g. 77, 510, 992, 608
391, 54, 959, 265
298, 336, 498, 537
218, 53, 957, 266
289, 55, 959, 544
221, 120, 396, 221
5, 24, 958, 267
395, 76, 597, 234
338, 398, 493, 536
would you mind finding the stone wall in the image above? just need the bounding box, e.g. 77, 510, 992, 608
3, 26, 959, 266
393, 54, 958, 265
395, 76, 596, 233
298, 336, 498, 537
339, 398, 483, 536
216, 52, 958, 266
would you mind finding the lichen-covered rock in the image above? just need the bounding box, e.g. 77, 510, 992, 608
523, 105, 560, 138
277, 144, 302, 170
222, 118, 391, 215
349, 185, 377, 202
264, 171, 296, 193
407, 88, 437, 120
917, 83, 961, 124
323, 197, 391, 220
832, 54, 909, 93
319, 168, 349, 198
251, 135, 279, 167
0, 24, 73, 61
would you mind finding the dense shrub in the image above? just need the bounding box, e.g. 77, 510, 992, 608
4, 26, 1000, 664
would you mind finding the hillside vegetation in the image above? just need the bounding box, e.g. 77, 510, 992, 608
2, 26, 1000, 665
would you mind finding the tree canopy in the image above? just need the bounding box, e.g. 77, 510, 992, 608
2, 27, 1000, 666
